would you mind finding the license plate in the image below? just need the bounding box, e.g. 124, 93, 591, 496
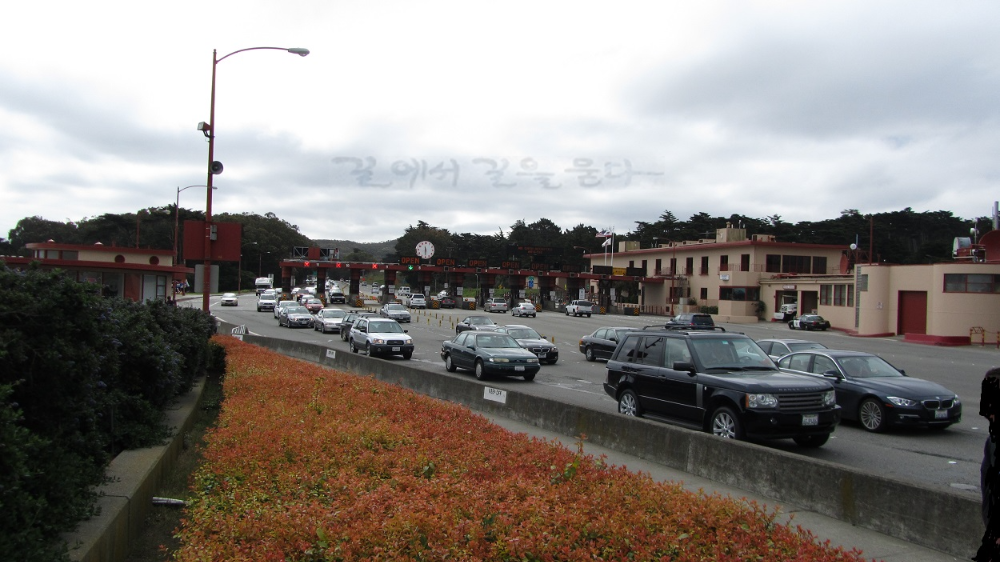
935, 410, 948, 419
515, 366, 525, 371
538, 353, 547, 359
392, 347, 400, 351
802, 414, 818, 426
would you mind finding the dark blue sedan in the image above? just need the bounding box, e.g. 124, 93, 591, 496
777, 349, 961, 432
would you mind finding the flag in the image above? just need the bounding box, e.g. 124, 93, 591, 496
596, 229, 611, 238
601, 237, 612, 247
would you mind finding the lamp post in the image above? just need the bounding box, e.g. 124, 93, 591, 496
174, 184, 208, 261
199, 46, 310, 312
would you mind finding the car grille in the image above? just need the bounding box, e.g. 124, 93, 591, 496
384, 339, 409, 345
777, 392, 828, 412
923, 398, 955, 409
527, 346, 551, 354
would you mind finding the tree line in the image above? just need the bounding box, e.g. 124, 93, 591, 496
2, 206, 991, 289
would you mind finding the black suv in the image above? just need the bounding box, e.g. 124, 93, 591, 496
664, 313, 716, 329
603, 330, 840, 447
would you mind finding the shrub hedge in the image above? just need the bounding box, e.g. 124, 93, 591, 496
0, 261, 217, 561
174, 336, 873, 561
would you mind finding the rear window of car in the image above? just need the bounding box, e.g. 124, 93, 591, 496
574, 301, 593, 307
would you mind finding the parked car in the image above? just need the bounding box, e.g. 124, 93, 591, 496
381, 303, 411, 322
274, 300, 297, 319
579, 326, 637, 362
279, 306, 313, 328
485, 297, 509, 313
495, 325, 558, 364
339, 311, 377, 341
396, 286, 411, 298
789, 314, 831, 331
327, 289, 347, 304
256, 291, 277, 312
313, 308, 347, 333
604, 329, 840, 447
304, 298, 325, 314
565, 300, 593, 317
437, 296, 457, 309
511, 301, 537, 318
440, 331, 540, 381
776, 349, 962, 432
664, 313, 715, 329
348, 317, 414, 359
407, 294, 427, 309
456, 315, 498, 334
756, 338, 828, 361
220, 292, 239, 306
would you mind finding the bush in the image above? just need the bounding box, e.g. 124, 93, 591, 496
173, 337, 870, 561
700, 305, 719, 314
0, 262, 216, 560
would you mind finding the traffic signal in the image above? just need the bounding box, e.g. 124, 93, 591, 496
304, 261, 311, 267
408, 265, 414, 270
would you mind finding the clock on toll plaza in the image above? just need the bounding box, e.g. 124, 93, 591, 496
416, 241, 435, 259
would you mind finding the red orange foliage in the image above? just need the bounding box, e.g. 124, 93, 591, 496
172, 336, 875, 561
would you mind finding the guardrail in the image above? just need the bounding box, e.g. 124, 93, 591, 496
970, 327, 1000, 348
217, 320, 980, 559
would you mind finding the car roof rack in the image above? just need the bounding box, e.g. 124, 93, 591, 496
644, 325, 727, 332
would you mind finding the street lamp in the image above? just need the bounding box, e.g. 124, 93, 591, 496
174, 184, 209, 260
198, 46, 310, 312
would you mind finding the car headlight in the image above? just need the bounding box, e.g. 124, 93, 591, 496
372, 338, 386, 345
746, 393, 778, 409
822, 390, 836, 407
887, 396, 919, 407
489, 357, 510, 363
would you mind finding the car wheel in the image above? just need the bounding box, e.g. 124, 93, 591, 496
531, 314, 536, 318
859, 398, 887, 432
365, 342, 373, 356
565, 309, 569, 316
618, 389, 642, 417
402, 351, 412, 360
586, 313, 591, 318
585, 346, 596, 362
710, 406, 745, 440
792, 434, 830, 448
523, 372, 536, 382
474, 360, 487, 381
547, 358, 557, 365
445, 354, 457, 372
788, 322, 795, 329
350, 339, 358, 353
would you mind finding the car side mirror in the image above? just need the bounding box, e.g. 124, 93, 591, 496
822, 370, 842, 380
673, 361, 697, 375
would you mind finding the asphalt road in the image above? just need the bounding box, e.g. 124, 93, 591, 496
205, 293, 1000, 499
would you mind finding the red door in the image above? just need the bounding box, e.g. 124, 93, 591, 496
897, 291, 927, 335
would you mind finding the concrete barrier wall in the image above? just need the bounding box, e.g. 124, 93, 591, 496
63, 378, 206, 562
228, 324, 980, 559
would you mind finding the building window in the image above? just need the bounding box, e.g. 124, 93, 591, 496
669, 257, 676, 275
719, 287, 759, 301
766, 255, 781, 273
741, 254, 750, 272
62, 251, 78, 261
944, 274, 1000, 293
821, 284, 855, 306
700, 256, 709, 275
813, 256, 827, 274
700, 287, 707, 300
720, 255, 729, 272
685, 257, 693, 276
655, 258, 662, 274
783, 255, 811, 274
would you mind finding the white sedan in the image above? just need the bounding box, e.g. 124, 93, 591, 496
511, 302, 537, 317
220, 293, 239, 306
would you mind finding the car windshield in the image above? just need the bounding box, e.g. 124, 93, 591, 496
468, 317, 494, 325
307, 299, 322, 304
386, 304, 406, 311
788, 342, 827, 352
369, 322, 404, 333
324, 310, 346, 318
837, 355, 903, 379
288, 307, 309, 314
223, 293, 236, 297
691, 338, 772, 370
506, 328, 541, 339
476, 334, 520, 348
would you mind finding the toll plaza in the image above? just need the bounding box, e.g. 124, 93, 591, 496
277, 255, 662, 313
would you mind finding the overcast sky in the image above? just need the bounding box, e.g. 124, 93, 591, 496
2, 1, 998, 244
